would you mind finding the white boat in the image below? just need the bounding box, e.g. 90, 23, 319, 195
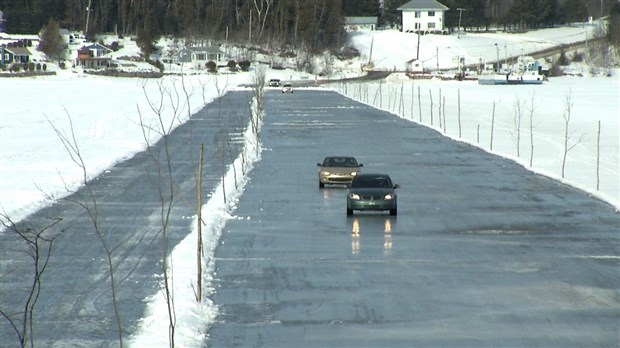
478, 56, 547, 85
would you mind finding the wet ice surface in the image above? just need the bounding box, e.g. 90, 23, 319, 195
207, 90, 619, 347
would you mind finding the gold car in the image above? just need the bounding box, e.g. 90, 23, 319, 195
317, 156, 363, 188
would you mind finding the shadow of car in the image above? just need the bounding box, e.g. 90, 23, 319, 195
347, 173, 399, 216
317, 156, 362, 188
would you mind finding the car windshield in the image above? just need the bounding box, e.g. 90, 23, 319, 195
351, 175, 392, 188
323, 157, 358, 167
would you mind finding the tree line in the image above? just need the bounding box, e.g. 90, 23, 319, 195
0, 0, 618, 52
0, 0, 347, 52
383, 0, 616, 31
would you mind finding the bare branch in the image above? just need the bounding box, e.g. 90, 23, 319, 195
0, 213, 62, 348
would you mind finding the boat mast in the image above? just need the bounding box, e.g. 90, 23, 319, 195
368, 36, 373, 65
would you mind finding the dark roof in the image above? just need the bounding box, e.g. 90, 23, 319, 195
4, 47, 31, 55
397, 0, 449, 11
344, 17, 378, 25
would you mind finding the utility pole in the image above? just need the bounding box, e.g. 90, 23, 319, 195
457, 8, 465, 38
249, 7, 252, 45
494, 43, 500, 73
85, 0, 92, 38
368, 36, 374, 65
416, 31, 421, 60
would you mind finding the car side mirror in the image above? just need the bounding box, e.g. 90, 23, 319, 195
358, 163, 363, 167
393, 184, 400, 189
317, 163, 321, 167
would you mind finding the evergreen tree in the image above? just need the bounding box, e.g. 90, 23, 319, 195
342, 0, 380, 17
381, 0, 408, 28
609, 3, 620, 47
561, 0, 588, 23
536, 0, 560, 28
136, 28, 155, 59
443, 0, 487, 30
37, 18, 66, 62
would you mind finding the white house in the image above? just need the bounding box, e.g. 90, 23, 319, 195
397, 0, 448, 33
406, 58, 425, 73
75, 42, 112, 68
344, 17, 378, 31
173, 45, 225, 69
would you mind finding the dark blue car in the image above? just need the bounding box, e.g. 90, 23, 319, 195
347, 173, 399, 216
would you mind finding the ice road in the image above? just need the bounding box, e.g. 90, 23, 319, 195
206, 89, 619, 347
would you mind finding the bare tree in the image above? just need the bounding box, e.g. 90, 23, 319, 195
46, 111, 125, 347
596, 120, 601, 190
195, 144, 204, 303
438, 88, 442, 129
511, 96, 525, 158
418, 86, 422, 123
410, 81, 415, 120
251, 0, 274, 42
457, 89, 461, 138
137, 79, 184, 347
528, 92, 540, 167
443, 95, 447, 134
213, 77, 233, 204
0, 215, 62, 348
429, 89, 434, 126
250, 66, 266, 144
490, 101, 496, 151
561, 90, 586, 178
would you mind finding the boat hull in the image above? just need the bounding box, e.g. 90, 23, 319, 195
478, 73, 544, 85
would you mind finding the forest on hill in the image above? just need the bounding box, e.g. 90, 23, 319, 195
1, 0, 619, 52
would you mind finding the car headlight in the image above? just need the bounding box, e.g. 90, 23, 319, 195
384, 193, 394, 200
349, 193, 361, 200
350, 171, 359, 176
321, 171, 331, 175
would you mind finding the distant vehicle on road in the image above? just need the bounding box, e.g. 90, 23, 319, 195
268, 79, 281, 87
281, 83, 293, 93
347, 173, 398, 216
317, 156, 362, 188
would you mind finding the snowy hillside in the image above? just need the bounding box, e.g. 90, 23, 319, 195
346, 24, 606, 73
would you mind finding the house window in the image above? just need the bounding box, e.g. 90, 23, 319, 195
428, 11, 435, 16
196, 53, 206, 60
414, 11, 420, 18
415, 23, 421, 29
428, 23, 436, 29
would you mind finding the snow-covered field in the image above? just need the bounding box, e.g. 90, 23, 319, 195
0, 73, 252, 223
1, 25, 618, 346
331, 75, 619, 209
347, 24, 605, 72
